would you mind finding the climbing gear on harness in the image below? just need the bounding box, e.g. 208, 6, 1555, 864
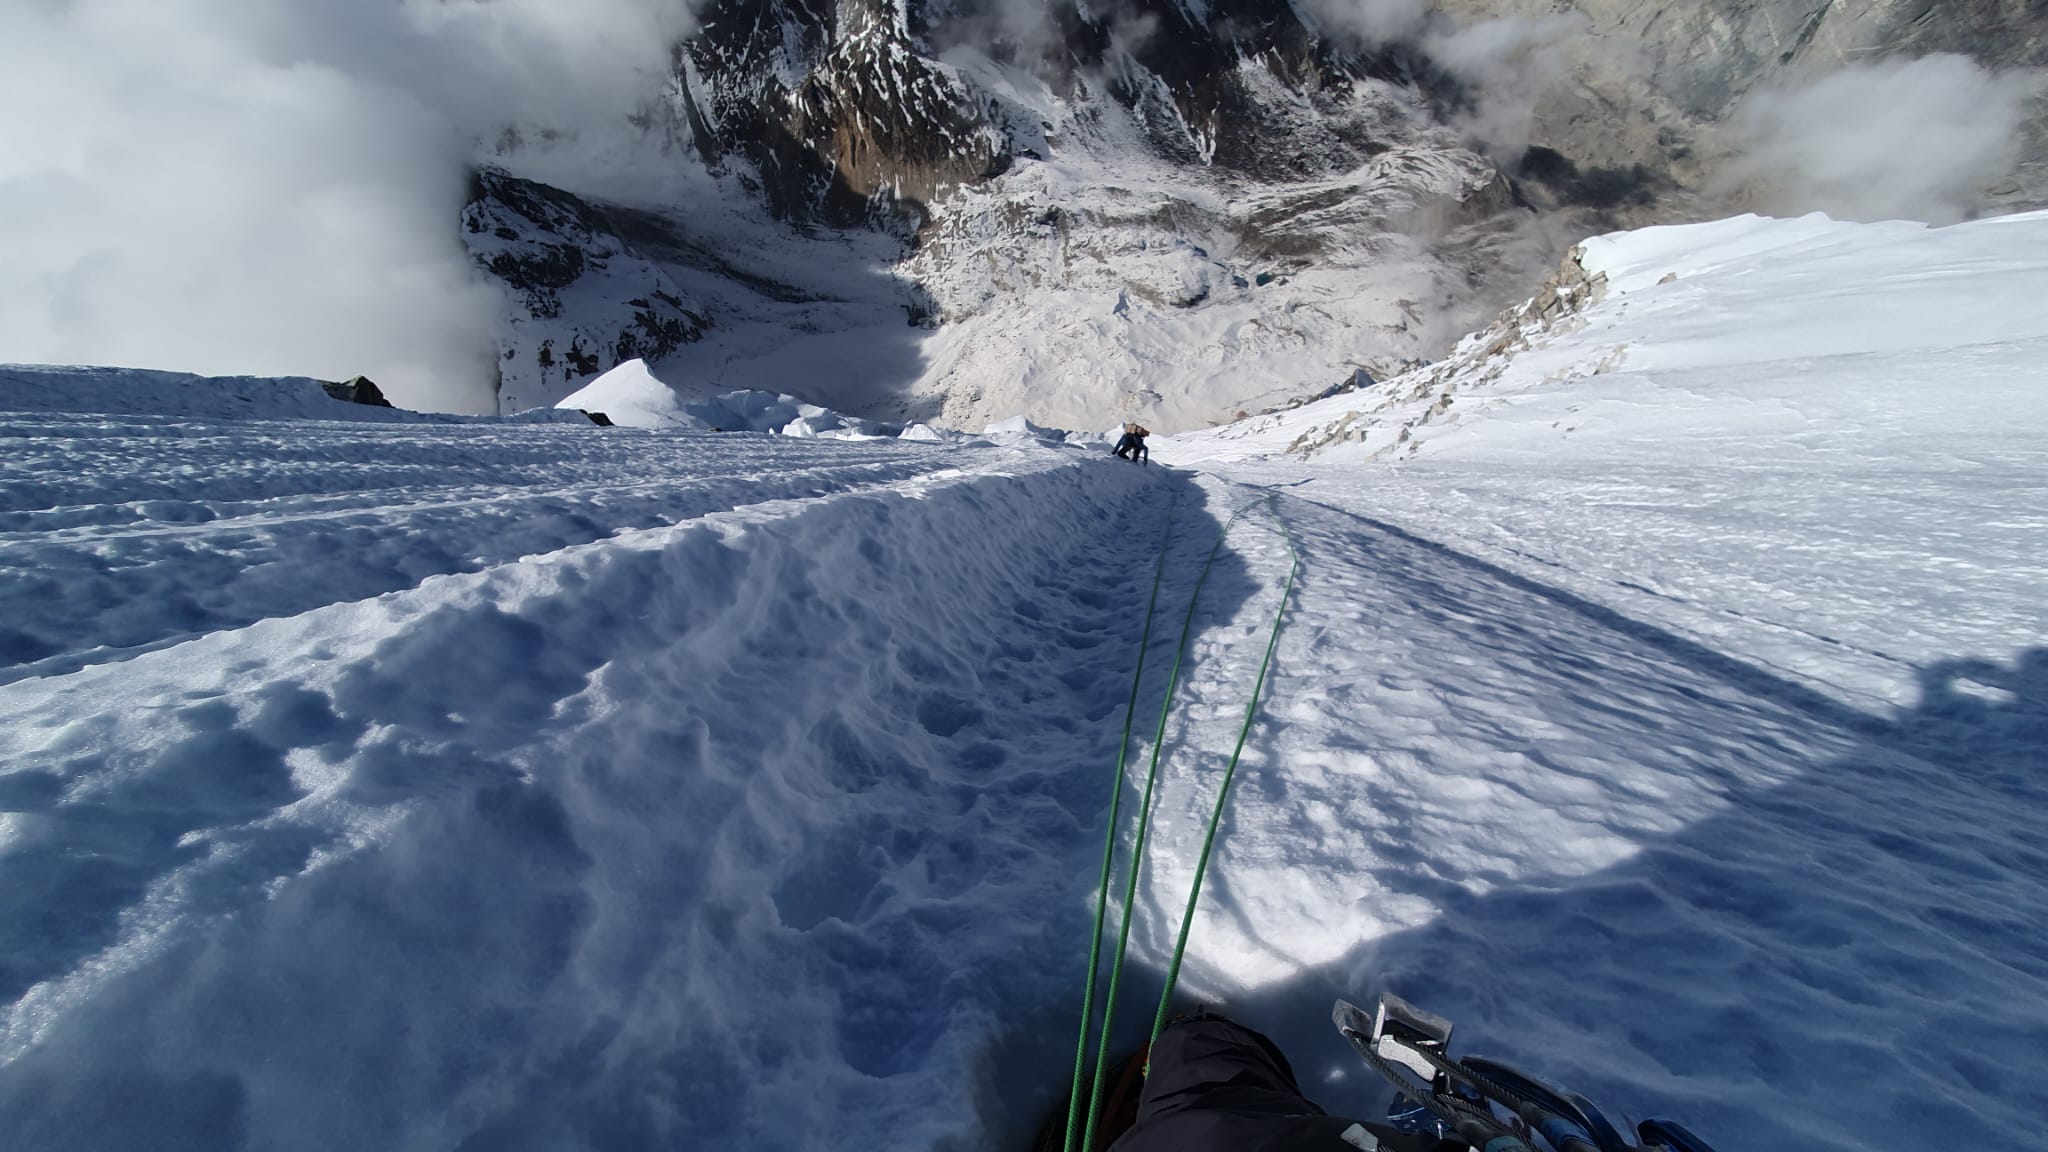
1335, 994, 1722, 1152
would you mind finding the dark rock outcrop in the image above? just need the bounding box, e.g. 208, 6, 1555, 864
681, 0, 1008, 230
321, 375, 394, 408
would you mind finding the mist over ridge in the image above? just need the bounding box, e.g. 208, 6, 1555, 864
0, 0, 695, 412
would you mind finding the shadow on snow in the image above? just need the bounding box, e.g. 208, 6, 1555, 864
991, 492, 2048, 1152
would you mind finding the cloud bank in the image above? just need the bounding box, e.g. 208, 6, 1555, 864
1723, 54, 2029, 226
0, 0, 694, 413
1296, 0, 1585, 161
1299, 6, 2028, 225
1420, 14, 1587, 161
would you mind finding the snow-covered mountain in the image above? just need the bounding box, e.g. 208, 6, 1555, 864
472, 0, 1535, 426
466, 0, 2048, 427
3, 209, 2044, 1152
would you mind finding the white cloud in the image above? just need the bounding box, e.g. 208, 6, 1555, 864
1298, 0, 1428, 46
0, 0, 695, 412
1723, 54, 2029, 226
1422, 14, 1586, 161
1295, 1, 1583, 161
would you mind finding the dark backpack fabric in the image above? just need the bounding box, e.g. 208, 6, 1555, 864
1108, 1015, 1443, 1152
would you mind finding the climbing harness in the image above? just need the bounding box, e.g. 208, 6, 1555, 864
1062, 494, 1299, 1152
1334, 994, 1722, 1152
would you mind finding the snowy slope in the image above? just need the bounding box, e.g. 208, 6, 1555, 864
0, 384, 944, 681
3, 211, 2047, 1152
1137, 213, 2048, 1148
1163, 210, 2048, 709
0, 367, 1160, 1149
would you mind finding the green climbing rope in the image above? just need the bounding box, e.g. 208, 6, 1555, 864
1075, 501, 1254, 1152
1149, 499, 1299, 1044
1060, 491, 1178, 1152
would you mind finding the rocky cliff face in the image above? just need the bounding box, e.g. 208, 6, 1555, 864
465, 0, 2048, 422
668, 0, 1461, 227
677, 0, 1007, 230
464, 169, 709, 413
667, 0, 2047, 232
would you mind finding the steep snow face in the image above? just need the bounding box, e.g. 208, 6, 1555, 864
554, 358, 691, 425
1164, 208, 2048, 706
465, 109, 1529, 432
1126, 210, 2048, 1152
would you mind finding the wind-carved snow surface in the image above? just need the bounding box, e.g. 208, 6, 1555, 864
2, 211, 2046, 1152
1147, 211, 2048, 1151
0, 379, 1173, 1148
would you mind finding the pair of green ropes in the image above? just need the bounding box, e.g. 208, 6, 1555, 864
1060, 491, 1301, 1152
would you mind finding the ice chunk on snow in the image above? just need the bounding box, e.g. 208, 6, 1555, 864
558, 359, 893, 436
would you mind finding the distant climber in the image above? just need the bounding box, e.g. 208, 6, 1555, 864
1113, 423, 1150, 464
